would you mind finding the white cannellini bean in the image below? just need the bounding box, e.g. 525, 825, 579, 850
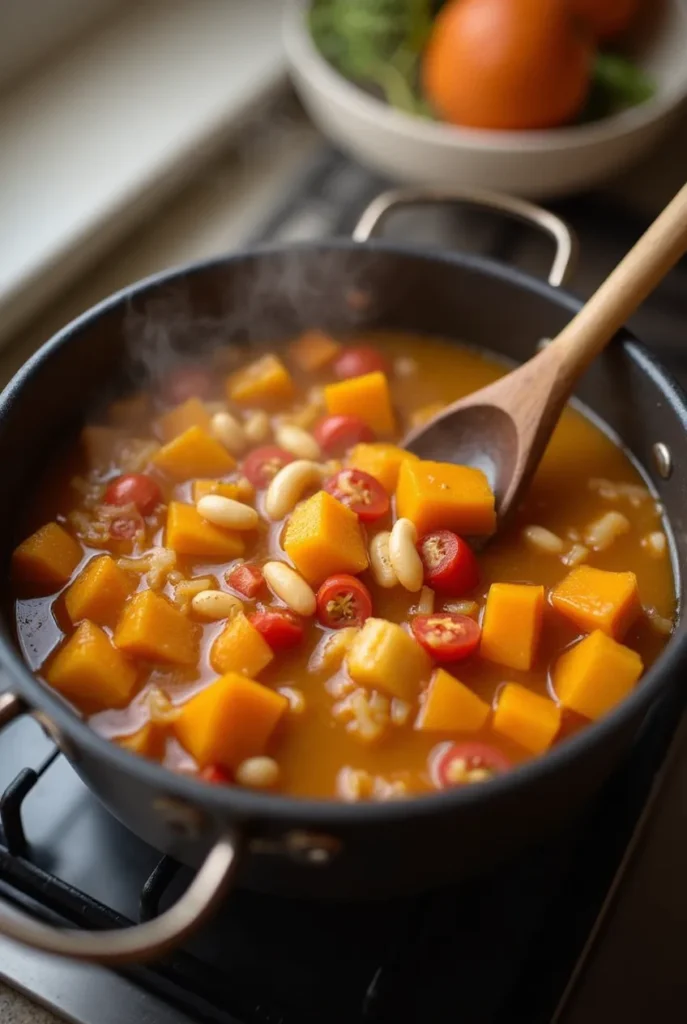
562, 543, 589, 567
393, 356, 418, 378
211, 411, 246, 455
264, 460, 322, 520
583, 511, 630, 551
235, 756, 280, 789
263, 560, 316, 616
417, 585, 435, 615
388, 518, 423, 592
190, 590, 244, 621
243, 409, 271, 443
641, 531, 667, 558
523, 525, 565, 555
275, 423, 321, 460
196, 494, 259, 530
369, 531, 397, 588
644, 605, 674, 636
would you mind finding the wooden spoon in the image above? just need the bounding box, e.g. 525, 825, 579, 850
404, 182, 687, 526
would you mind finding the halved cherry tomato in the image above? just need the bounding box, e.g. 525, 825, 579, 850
411, 613, 481, 662
200, 765, 232, 785
316, 574, 373, 628
242, 446, 295, 489
333, 346, 389, 379
162, 366, 213, 404
104, 473, 162, 516
418, 530, 479, 595
324, 469, 389, 523
226, 563, 264, 599
313, 415, 374, 456
432, 741, 512, 789
250, 610, 305, 650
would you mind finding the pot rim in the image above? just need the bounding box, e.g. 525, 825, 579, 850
1, 238, 685, 828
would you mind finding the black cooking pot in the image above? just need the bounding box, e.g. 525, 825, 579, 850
0, 190, 685, 964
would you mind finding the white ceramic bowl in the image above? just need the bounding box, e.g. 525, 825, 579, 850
284, 0, 687, 199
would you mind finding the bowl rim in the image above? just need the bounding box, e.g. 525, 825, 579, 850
284, 0, 687, 154
1, 237, 686, 828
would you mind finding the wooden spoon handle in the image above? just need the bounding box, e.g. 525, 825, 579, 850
548, 181, 687, 378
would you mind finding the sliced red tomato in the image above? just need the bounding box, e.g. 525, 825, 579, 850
411, 613, 481, 662
250, 609, 305, 650
333, 346, 388, 379
324, 469, 389, 523
226, 563, 265, 599
418, 530, 479, 595
104, 473, 162, 516
432, 742, 512, 788
162, 366, 213, 404
313, 415, 374, 456
200, 765, 232, 785
242, 446, 295, 489
316, 574, 373, 628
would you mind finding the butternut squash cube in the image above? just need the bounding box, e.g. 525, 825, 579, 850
46, 620, 137, 708
416, 668, 490, 732
481, 583, 545, 671
282, 490, 368, 586
174, 673, 287, 770
116, 721, 165, 759
192, 478, 255, 503
64, 554, 134, 627
289, 330, 341, 371
153, 426, 235, 482
396, 459, 496, 536
492, 683, 562, 754
210, 611, 274, 676
346, 618, 431, 701
226, 354, 294, 408
157, 397, 212, 442
552, 630, 643, 721
324, 371, 395, 436
114, 590, 199, 666
12, 522, 82, 589
347, 443, 419, 494
166, 502, 245, 559
551, 566, 641, 640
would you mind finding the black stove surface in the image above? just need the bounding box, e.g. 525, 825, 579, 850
1, 145, 687, 1024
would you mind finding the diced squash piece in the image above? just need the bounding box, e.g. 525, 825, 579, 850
481, 583, 545, 671
12, 522, 82, 589
153, 426, 235, 482
158, 397, 212, 442
283, 490, 368, 586
174, 672, 287, 770
493, 683, 562, 754
308, 626, 359, 674
116, 721, 165, 759
552, 630, 643, 720
289, 330, 341, 371
192, 478, 254, 503
210, 611, 274, 676
114, 590, 199, 666
396, 459, 496, 536
347, 443, 419, 494
81, 425, 123, 469
64, 554, 134, 627
551, 566, 641, 640
166, 502, 245, 559
46, 620, 137, 708
324, 371, 396, 435
346, 618, 431, 702
416, 668, 490, 732
226, 354, 294, 408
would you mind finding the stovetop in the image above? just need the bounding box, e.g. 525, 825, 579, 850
1, 145, 687, 1024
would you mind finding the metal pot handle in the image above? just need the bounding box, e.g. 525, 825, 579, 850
0, 692, 239, 964
352, 187, 577, 287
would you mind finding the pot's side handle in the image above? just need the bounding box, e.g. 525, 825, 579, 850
352, 187, 578, 288
0, 691, 239, 964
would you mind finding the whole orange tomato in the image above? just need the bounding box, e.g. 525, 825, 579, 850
422, 0, 595, 131
571, 0, 642, 40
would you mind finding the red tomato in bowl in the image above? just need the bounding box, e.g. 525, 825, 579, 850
250, 610, 305, 650
418, 530, 479, 594
432, 741, 512, 788
226, 563, 265, 599
242, 446, 294, 489
333, 346, 388, 379
316, 575, 373, 628
324, 469, 389, 523
104, 474, 161, 516
411, 613, 481, 662
314, 415, 374, 456
200, 765, 232, 785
